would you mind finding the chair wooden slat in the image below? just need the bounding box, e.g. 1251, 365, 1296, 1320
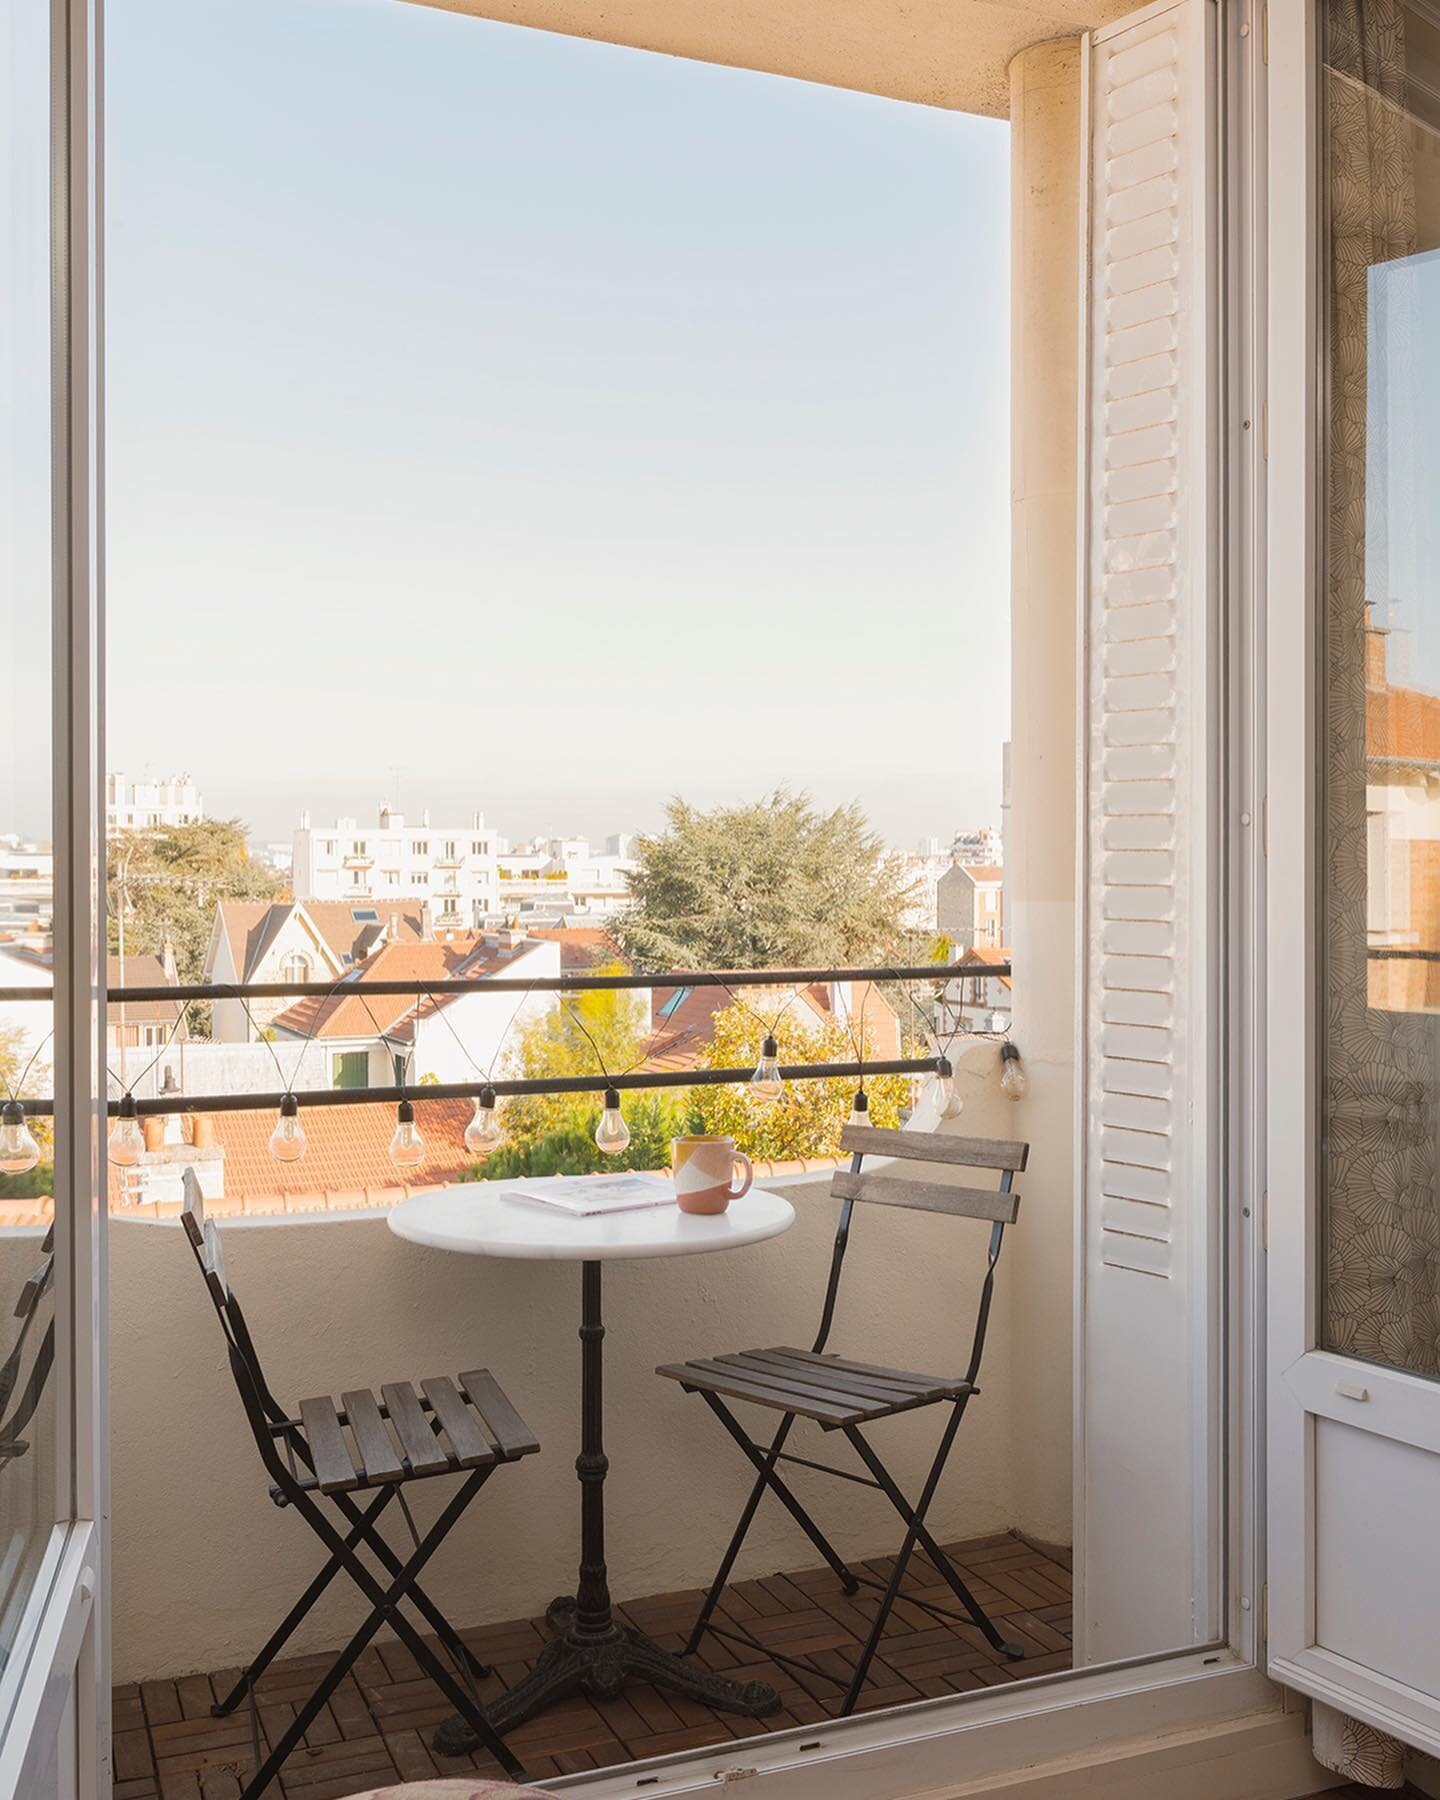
181, 1172, 205, 1248
459, 1369, 541, 1459
657, 1358, 878, 1426
420, 1377, 494, 1468
769, 1346, 968, 1395
340, 1389, 405, 1484
831, 1170, 1019, 1224
380, 1382, 452, 1476
298, 1397, 361, 1493
735, 1349, 953, 1403
839, 1123, 1029, 1173
201, 1221, 230, 1306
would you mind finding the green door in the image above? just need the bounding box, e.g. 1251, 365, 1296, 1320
332, 1050, 369, 1089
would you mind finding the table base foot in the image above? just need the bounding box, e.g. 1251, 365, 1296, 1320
431, 1603, 781, 1752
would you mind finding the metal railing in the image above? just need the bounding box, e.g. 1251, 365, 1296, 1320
1, 961, 1008, 1118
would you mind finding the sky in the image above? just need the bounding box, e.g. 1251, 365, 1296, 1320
97, 0, 1012, 851
1368, 246, 1440, 695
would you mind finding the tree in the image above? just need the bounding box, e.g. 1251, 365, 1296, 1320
487, 964, 652, 1159
690, 1002, 911, 1162
465, 1092, 701, 1182
614, 790, 918, 972
107, 819, 281, 984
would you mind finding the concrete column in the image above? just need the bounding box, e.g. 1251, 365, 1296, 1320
1006, 35, 1083, 1548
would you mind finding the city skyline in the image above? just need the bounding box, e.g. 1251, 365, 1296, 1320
88, 0, 1012, 852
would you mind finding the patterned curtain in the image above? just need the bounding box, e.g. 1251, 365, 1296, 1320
1321, 0, 1440, 1378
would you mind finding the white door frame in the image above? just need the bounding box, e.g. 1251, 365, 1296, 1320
0, 0, 108, 1790
562, 1, 1296, 1792
1265, 0, 1440, 1756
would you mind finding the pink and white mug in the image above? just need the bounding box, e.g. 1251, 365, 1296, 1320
671, 1135, 753, 1215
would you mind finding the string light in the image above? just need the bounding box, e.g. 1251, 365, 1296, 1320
594, 1084, 630, 1157
932, 1055, 965, 1121
847, 1087, 870, 1131
465, 1085, 504, 1158
0, 1101, 40, 1176
108, 1093, 145, 1167
389, 1098, 426, 1170
750, 1034, 784, 1105
268, 1093, 307, 1164
999, 1041, 1027, 1100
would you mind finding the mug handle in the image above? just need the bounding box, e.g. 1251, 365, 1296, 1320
730, 1151, 753, 1198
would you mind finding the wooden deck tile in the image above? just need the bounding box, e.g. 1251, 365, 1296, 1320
122, 1530, 1077, 1795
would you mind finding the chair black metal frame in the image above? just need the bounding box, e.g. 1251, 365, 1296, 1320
0, 1225, 55, 1470
179, 1170, 538, 1793
657, 1123, 1028, 1716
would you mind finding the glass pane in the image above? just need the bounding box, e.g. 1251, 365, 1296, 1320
0, 0, 58, 1661
1322, 0, 1440, 1378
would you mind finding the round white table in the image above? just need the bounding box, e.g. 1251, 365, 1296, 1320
388, 1181, 795, 1745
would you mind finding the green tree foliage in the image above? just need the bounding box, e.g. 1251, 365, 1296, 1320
613, 790, 918, 971
465, 1092, 702, 1182
107, 819, 281, 984
486, 965, 651, 1160
691, 1003, 910, 1162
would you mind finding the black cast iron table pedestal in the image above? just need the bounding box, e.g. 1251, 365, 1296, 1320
433, 1261, 781, 1755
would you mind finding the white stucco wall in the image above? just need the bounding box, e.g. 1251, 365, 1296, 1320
108, 1042, 1057, 1684
1005, 34, 1082, 1551
409, 945, 563, 1085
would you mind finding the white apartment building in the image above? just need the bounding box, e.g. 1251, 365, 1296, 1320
0, 837, 54, 935
292, 804, 499, 926
951, 823, 1003, 864
494, 833, 636, 920
106, 771, 204, 831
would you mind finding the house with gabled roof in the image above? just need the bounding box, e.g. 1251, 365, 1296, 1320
202, 898, 429, 1041
266, 927, 561, 1090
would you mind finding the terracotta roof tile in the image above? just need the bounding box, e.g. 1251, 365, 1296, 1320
525, 927, 622, 970
205, 1097, 477, 1203
106, 953, 185, 1028
269, 936, 534, 1042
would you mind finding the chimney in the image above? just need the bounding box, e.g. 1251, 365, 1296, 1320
160, 936, 178, 984
422, 808, 431, 828
420, 899, 435, 941
299, 810, 311, 829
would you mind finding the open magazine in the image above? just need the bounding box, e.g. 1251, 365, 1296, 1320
500, 1172, 677, 1217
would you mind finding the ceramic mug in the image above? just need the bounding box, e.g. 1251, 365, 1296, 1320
671, 1135, 753, 1215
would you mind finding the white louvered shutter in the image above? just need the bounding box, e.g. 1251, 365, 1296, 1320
1077, 0, 1219, 1665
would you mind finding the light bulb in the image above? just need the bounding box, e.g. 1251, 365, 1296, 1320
268, 1094, 307, 1163
465, 1085, 504, 1158
933, 1056, 965, 1121
0, 1102, 40, 1176
594, 1085, 630, 1157
108, 1093, 145, 1166
847, 1088, 870, 1132
389, 1098, 426, 1170
999, 1043, 1027, 1101
751, 1034, 784, 1104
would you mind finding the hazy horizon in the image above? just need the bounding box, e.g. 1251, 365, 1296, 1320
91, 0, 1012, 852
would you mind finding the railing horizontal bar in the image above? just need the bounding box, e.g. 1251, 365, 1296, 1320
18, 1056, 940, 1117
0, 961, 1008, 1006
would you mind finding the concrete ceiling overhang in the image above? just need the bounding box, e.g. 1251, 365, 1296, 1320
402, 0, 1134, 118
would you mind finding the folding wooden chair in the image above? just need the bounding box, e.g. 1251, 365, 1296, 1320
657, 1123, 1028, 1715
180, 1172, 539, 1793
0, 1225, 55, 1469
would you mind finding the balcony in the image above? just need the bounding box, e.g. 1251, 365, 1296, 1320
28, 955, 1077, 1792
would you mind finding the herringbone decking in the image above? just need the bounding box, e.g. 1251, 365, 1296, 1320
113, 1530, 1072, 1799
